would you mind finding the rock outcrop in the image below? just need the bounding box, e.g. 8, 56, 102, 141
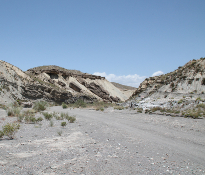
0, 61, 134, 105
131, 57, 205, 100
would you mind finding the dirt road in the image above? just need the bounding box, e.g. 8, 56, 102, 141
0, 107, 205, 174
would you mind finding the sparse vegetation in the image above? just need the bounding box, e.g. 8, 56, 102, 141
2, 123, 20, 139
42, 112, 53, 121
6, 102, 22, 117
0, 130, 4, 139
33, 101, 48, 112
62, 102, 68, 109
182, 109, 202, 119
66, 115, 76, 123
17, 114, 24, 122
114, 106, 124, 110
61, 122, 67, 127
36, 117, 43, 123
57, 130, 62, 136
96, 107, 104, 111
73, 99, 87, 108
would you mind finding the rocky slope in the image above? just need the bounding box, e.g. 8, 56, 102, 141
125, 58, 205, 118
0, 61, 134, 105
131, 57, 205, 100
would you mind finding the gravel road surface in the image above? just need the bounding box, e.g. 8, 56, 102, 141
0, 107, 205, 174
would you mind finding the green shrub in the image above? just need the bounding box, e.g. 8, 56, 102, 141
61, 122, 67, 127
100, 108, 104, 111
0, 131, 4, 138
33, 101, 47, 112
29, 116, 36, 123
62, 102, 68, 109
2, 123, 20, 139
24, 116, 37, 124
36, 117, 43, 123
69, 117, 76, 123
42, 112, 53, 120
74, 99, 87, 108
66, 116, 76, 123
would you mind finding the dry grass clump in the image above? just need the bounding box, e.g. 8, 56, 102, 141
60, 112, 76, 123
114, 106, 124, 110
73, 99, 87, 108
151, 107, 162, 112
24, 116, 43, 124
33, 101, 48, 112
62, 102, 68, 109
1, 123, 20, 139
7, 102, 22, 117
150, 107, 180, 114
42, 112, 53, 121
66, 100, 115, 111
182, 109, 202, 119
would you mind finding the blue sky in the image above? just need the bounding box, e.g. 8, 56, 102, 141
0, 0, 205, 87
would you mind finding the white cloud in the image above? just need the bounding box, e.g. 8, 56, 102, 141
93, 72, 146, 88
152, 71, 164, 77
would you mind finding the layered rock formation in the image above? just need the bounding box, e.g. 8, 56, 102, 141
0, 61, 134, 105
131, 58, 205, 100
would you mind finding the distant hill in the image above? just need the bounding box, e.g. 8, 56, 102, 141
111, 82, 137, 90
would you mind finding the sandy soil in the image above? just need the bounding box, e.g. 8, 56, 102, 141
0, 107, 205, 175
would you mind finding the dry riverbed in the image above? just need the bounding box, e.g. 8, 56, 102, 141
0, 107, 205, 175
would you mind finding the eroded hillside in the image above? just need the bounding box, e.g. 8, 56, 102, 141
0, 61, 134, 105
131, 57, 205, 100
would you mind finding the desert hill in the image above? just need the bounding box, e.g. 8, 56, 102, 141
111, 82, 137, 90
131, 57, 205, 100
0, 60, 135, 105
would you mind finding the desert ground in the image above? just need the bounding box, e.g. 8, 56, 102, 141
0, 106, 205, 175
